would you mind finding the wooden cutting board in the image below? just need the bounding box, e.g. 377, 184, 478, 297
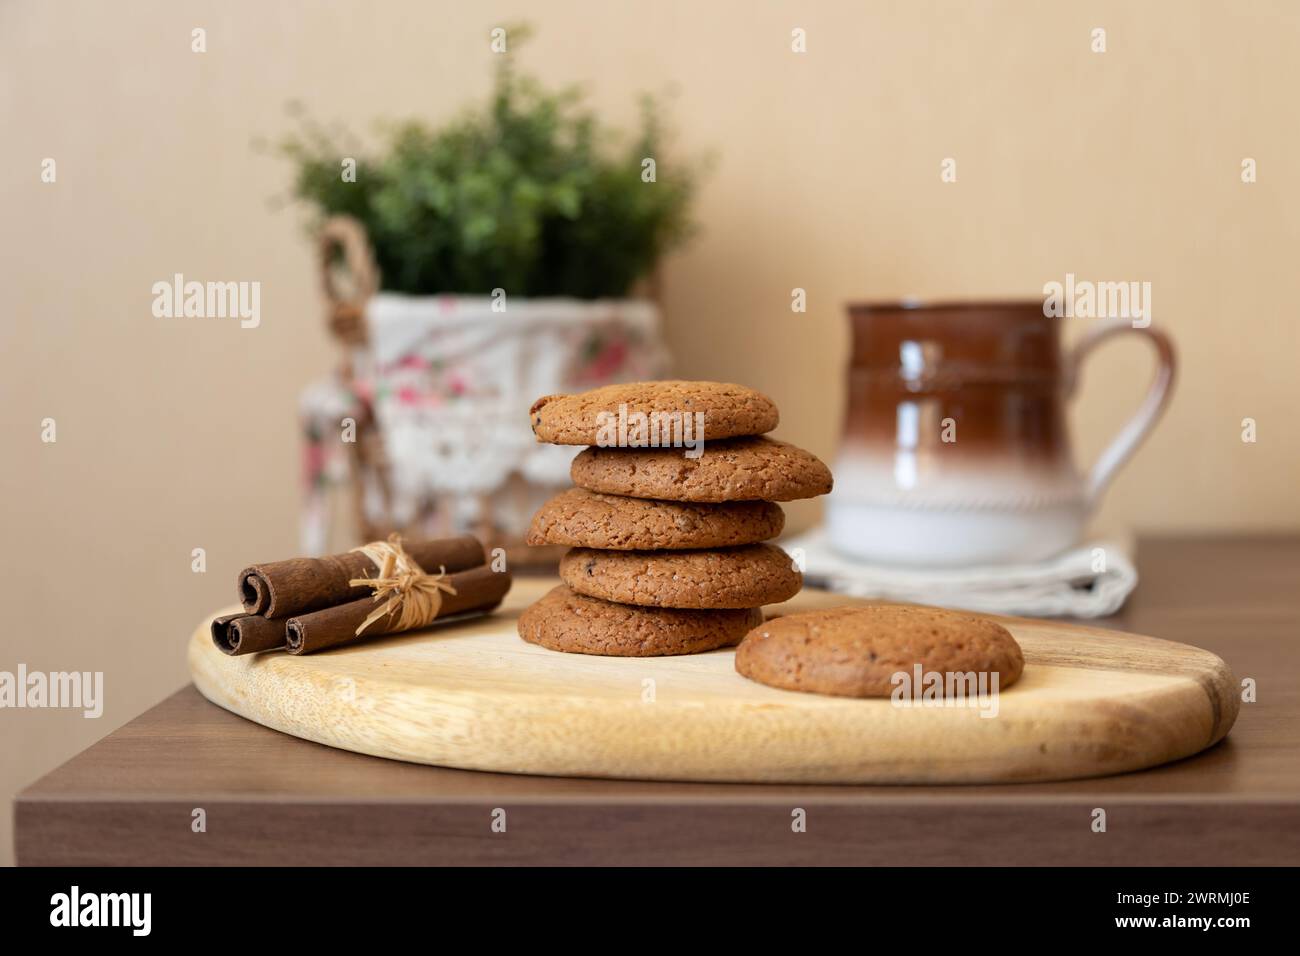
188, 578, 1239, 785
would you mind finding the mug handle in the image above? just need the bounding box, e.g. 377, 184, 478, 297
1062, 319, 1177, 508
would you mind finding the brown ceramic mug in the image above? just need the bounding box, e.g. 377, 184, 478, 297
827, 300, 1176, 565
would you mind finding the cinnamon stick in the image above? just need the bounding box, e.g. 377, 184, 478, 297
210, 613, 288, 656
238, 535, 485, 618
285, 565, 512, 655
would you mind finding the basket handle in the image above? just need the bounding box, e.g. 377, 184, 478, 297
318, 215, 379, 346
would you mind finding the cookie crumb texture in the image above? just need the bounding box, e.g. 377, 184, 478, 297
530, 380, 779, 445
519, 585, 763, 656
571, 436, 833, 502
561, 544, 802, 609
528, 487, 785, 550
735, 605, 1025, 698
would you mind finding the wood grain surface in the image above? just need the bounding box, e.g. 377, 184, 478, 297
16, 536, 1298, 866
186, 577, 1238, 785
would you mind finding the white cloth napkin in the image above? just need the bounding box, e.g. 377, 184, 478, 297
783, 527, 1138, 618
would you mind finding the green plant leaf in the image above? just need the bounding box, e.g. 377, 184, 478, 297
276, 30, 704, 297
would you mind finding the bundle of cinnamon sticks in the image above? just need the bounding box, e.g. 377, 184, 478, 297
211, 534, 511, 656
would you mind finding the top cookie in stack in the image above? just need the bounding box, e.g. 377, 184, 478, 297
520, 381, 832, 657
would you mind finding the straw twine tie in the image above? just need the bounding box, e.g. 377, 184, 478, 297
348, 534, 458, 636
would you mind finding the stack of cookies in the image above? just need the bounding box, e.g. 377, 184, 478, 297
519, 381, 833, 656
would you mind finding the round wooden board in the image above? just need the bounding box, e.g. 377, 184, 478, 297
189, 578, 1239, 784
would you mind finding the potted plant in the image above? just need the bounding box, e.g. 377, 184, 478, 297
278, 32, 704, 559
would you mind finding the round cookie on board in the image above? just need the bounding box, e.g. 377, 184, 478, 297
530, 380, 779, 445
734, 605, 1026, 698
519, 585, 762, 656
560, 544, 802, 609
527, 487, 785, 551
570, 436, 833, 503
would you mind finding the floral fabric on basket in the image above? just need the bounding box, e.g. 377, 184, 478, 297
300, 294, 669, 552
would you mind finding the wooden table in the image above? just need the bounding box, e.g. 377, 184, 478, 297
15, 536, 1300, 866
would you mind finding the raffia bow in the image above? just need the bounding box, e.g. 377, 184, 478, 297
348, 534, 458, 636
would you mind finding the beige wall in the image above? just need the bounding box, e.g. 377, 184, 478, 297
2, 0, 1298, 864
